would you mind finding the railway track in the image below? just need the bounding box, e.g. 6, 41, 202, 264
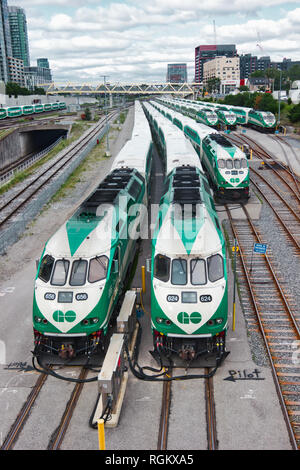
157, 369, 218, 450
230, 132, 300, 196
0, 371, 49, 450
0, 112, 117, 229
226, 204, 300, 449
0, 365, 91, 450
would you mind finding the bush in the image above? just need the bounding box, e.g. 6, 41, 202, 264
288, 104, 300, 123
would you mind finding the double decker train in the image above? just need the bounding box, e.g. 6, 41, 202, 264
0, 101, 66, 120
143, 101, 229, 365
194, 100, 276, 133
152, 100, 250, 201
33, 101, 152, 360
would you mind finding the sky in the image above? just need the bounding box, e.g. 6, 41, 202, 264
8, 0, 300, 85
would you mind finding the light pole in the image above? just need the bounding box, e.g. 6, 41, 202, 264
278, 69, 282, 127
102, 75, 110, 157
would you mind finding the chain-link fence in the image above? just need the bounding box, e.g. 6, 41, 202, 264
0, 123, 110, 255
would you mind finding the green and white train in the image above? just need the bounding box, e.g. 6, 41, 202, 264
158, 98, 219, 128
152, 101, 250, 201
143, 102, 229, 365
33, 101, 152, 360
0, 102, 66, 120
196, 100, 276, 133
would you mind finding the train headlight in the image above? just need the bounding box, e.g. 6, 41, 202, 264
91, 317, 99, 324
34, 316, 42, 323
215, 318, 223, 325
156, 317, 164, 324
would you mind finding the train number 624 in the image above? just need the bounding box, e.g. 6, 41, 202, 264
200, 295, 212, 302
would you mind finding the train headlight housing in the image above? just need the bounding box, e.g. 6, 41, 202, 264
156, 317, 172, 326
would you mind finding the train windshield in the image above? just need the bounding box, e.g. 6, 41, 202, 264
190, 259, 206, 285
226, 160, 233, 170
69, 259, 88, 286
217, 159, 226, 169
38, 255, 55, 282
154, 254, 170, 282
207, 254, 224, 282
88, 256, 108, 283
51, 259, 70, 286
171, 259, 187, 285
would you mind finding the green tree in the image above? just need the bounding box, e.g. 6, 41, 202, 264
207, 77, 220, 94
287, 65, 300, 82
288, 103, 300, 123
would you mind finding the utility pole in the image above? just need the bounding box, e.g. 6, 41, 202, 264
278, 69, 282, 127
102, 75, 110, 157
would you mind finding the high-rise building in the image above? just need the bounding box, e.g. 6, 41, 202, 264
0, 0, 12, 82
240, 54, 257, 79
9, 6, 30, 67
166, 63, 187, 83
7, 56, 24, 86
37, 58, 49, 69
195, 44, 237, 83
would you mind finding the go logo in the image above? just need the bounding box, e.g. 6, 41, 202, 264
177, 312, 202, 325
53, 310, 76, 323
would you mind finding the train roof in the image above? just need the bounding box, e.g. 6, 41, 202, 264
111, 136, 151, 176
145, 102, 204, 173
45, 167, 144, 258
154, 166, 223, 256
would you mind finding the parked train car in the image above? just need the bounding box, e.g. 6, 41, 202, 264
143, 102, 203, 175
0, 102, 67, 120
152, 101, 250, 201
33, 101, 152, 360
157, 98, 219, 128
247, 109, 276, 132
197, 99, 276, 133
144, 102, 228, 365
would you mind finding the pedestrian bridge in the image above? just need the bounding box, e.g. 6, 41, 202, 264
43, 82, 202, 97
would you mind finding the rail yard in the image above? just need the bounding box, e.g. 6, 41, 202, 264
0, 99, 299, 454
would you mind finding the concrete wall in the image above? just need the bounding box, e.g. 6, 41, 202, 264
0, 94, 98, 107
0, 127, 68, 170
0, 130, 21, 169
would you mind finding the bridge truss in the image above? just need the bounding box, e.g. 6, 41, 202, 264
43, 82, 202, 97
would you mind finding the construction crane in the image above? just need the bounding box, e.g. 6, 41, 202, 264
213, 20, 217, 45
256, 31, 264, 53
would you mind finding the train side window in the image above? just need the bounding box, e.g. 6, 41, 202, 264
171, 259, 187, 285
88, 256, 108, 283
191, 259, 206, 285
241, 159, 248, 168
38, 255, 54, 282
69, 259, 88, 286
207, 254, 224, 282
154, 254, 170, 282
51, 259, 70, 286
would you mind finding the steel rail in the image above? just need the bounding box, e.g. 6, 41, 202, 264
230, 133, 300, 190
249, 170, 300, 251
157, 370, 172, 450
0, 372, 48, 450
205, 368, 218, 450
226, 205, 299, 449
0, 112, 117, 227
48, 367, 89, 450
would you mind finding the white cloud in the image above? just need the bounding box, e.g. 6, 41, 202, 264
15, 1, 300, 83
